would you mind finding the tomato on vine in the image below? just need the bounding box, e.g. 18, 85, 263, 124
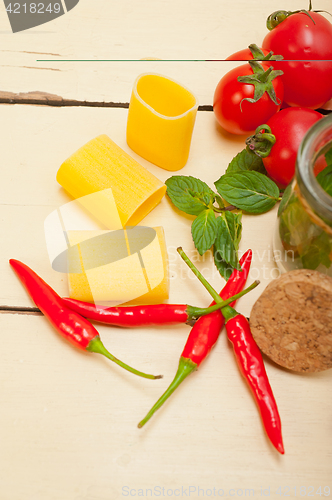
246, 107, 323, 188
213, 59, 284, 135
262, 4, 332, 109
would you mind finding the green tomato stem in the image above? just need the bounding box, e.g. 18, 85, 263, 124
246, 125, 276, 159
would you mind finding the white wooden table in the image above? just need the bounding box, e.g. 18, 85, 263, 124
1, 2, 331, 499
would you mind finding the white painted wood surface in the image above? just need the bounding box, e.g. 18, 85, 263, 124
1, 106, 332, 499
1, 1, 332, 499
0, 0, 331, 104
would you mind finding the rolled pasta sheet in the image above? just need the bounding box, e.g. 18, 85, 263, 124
66, 227, 169, 306
57, 135, 166, 228
127, 73, 198, 171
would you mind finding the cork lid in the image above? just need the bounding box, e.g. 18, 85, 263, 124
250, 269, 332, 373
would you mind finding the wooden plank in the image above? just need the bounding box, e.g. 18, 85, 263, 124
0, 0, 331, 103
0, 312, 331, 500
0, 104, 280, 311
1, 54, 332, 500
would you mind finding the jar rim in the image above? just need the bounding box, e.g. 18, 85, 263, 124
296, 113, 332, 222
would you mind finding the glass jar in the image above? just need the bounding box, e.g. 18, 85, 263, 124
274, 113, 332, 275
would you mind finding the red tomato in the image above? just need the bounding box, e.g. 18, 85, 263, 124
262, 12, 332, 109
213, 63, 284, 135
259, 107, 323, 188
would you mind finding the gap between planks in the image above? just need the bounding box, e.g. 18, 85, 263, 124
0, 305, 42, 316
0, 90, 331, 113
0, 90, 214, 111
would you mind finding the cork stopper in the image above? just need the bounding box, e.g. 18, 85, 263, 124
250, 269, 332, 373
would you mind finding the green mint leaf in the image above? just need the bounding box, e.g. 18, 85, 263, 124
215, 171, 279, 214
214, 212, 242, 280
226, 149, 267, 175
278, 182, 293, 216
317, 164, 332, 197
301, 245, 321, 270
215, 194, 225, 209
165, 176, 214, 216
278, 188, 332, 272
301, 231, 332, 270
213, 249, 234, 281
325, 145, 332, 166
233, 212, 243, 250
191, 209, 218, 256
202, 193, 214, 206
279, 196, 312, 248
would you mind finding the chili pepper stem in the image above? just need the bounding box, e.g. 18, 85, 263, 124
177, 247, 259, 305
219, 305, 238, 322
138, 357, 197, 428
87, 336, 162, 380
187, 281, 259, 320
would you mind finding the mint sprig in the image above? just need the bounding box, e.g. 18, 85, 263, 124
165, 149, 280, 279
278, 144, 332, 273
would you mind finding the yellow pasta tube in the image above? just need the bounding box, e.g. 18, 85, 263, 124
127, 73, 198, 171
66, 227, 168, 306
57, 135, 166, 228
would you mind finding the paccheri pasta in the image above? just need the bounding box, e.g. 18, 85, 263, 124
57, 134, 166, 228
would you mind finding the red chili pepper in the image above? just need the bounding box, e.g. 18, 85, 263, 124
177, 250, 284, 454
222, 306, 284, 455
61, 296, 251, 327
61, 301, 191, 326
137, 249, 252, 428
9, 259, 161, 380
